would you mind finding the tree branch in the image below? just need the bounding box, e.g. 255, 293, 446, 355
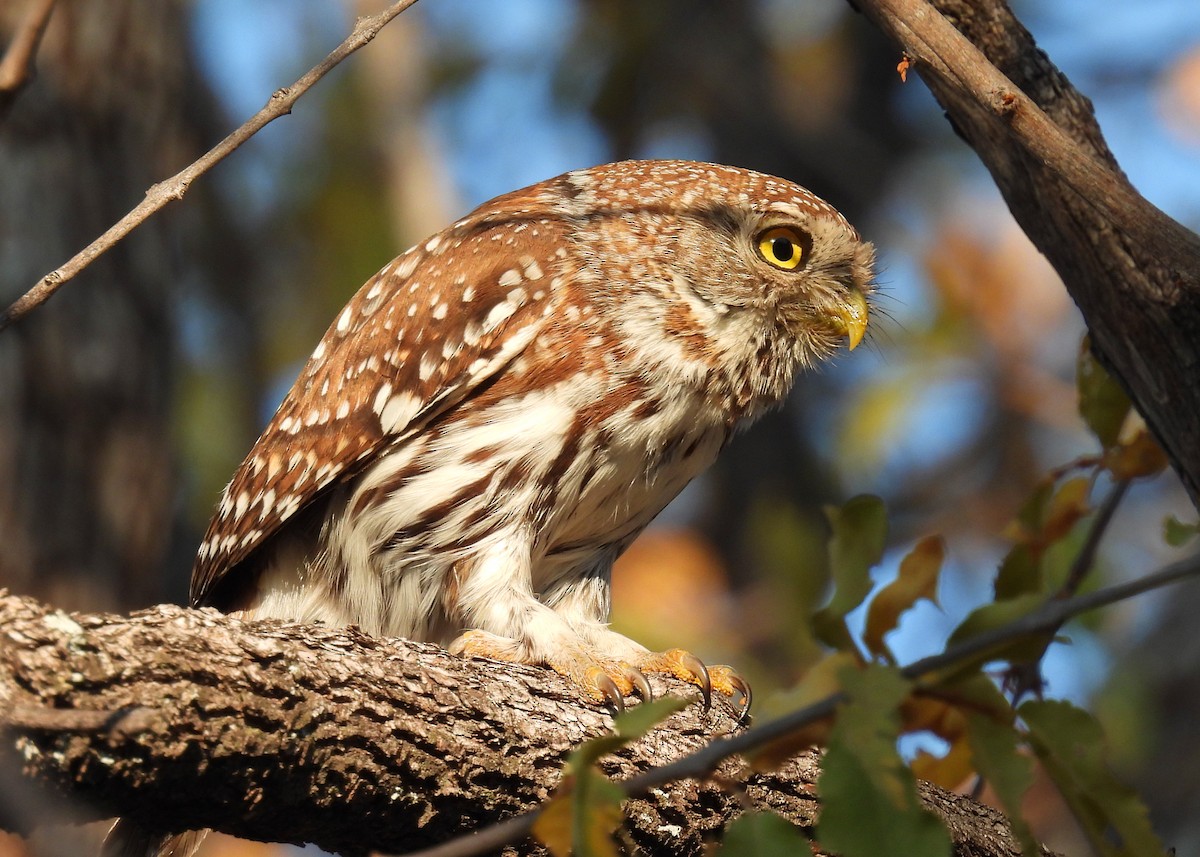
406, 549, 1200, 857
0, 0, 422, 334
0, 0, 57, 121
852, 0, 1200, 508
0, 592, 1046, 857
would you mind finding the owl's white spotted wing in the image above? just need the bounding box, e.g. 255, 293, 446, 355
191, 213, 564, 607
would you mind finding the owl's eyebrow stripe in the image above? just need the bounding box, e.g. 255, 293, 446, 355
691, 204, 743, 234
563, 202, 747, 234
470, 202, 767, 238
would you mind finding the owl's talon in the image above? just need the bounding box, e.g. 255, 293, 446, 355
591, 669, 625, 714
728, 672, 753, 725
708, 665, 752, 724
627, 667, 654, 703
676, 651, 712, 710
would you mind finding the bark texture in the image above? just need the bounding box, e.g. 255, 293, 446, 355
854, 0, 1200, 508
0, 593, 1043, 857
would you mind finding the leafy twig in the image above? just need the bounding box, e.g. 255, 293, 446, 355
1058, 478, 1129, 598
0, 0, 422, 333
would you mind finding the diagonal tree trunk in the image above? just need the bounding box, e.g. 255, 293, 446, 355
852, 0, 1200, 509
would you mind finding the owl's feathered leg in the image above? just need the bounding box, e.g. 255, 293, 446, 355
449, 628, 653, 711
547, 563, 752, 720
577, 626, 752, 722
447, 539, 750, 719
451, 628, 750, 721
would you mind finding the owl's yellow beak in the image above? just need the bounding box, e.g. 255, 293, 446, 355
835, 290, 869, 351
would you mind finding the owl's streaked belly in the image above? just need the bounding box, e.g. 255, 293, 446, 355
308, 373, 725, 634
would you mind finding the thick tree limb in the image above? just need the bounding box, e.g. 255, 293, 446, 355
853, 0, 1200, 508
0, 592, 1040, 856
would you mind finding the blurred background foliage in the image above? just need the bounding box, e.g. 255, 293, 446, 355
2, 1, 1200, 855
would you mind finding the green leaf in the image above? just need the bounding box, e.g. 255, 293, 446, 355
532, 765, 625, 857
940, 672, 1016, 718
817, 663, 951, 857
752, 651, 858, 767
1077, 339, 1131, 450
945, 593, 1049, 670
1164, 514, 1200, 547
533, 697, 686, 857
965, 711, 1038, 856
813, 495, 888, 651
1040, 522, 1088, 594
568, 696, 687, 770
719, 811, 810, 857
864, 535, 943, 661
1021, 699, 1166, 857
994, 544, 1040, 599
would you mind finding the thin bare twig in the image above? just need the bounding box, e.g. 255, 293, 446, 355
396, 553, 1200, 857
0, 0, 422, 333
0, 0, 57, 120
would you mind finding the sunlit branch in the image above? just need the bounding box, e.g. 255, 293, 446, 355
398, 553, 1200, 857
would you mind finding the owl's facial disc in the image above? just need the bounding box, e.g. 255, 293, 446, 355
749, 214, 873, 354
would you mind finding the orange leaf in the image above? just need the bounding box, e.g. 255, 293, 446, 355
1104, 428, 1169, 481
901, 694, 966, 743
1040, 477, 1090, 546
864, 536, 944, 661
912, 735, 975, 790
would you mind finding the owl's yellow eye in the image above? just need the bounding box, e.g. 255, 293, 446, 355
756, 226, 805, 270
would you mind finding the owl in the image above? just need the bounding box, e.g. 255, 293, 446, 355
193, 160, 873, 713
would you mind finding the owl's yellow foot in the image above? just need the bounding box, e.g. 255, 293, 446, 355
635, 648, 752, 724
449, 629, 652, 711
450, 631, 750, 722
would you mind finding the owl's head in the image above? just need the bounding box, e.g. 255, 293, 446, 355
552, 160, 875, 408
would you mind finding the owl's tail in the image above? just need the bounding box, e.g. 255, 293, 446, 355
101, 819, 207, 857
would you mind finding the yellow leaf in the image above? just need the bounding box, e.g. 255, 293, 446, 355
1040, 477, 1090, 546
911, 734, 975, 789
1104, 427, 1168, 480
864, 536, 944, 661
533, 790, 576, 857
750, 652, 859, 769
574, 793, 622, 857
531, 771, 623, 857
